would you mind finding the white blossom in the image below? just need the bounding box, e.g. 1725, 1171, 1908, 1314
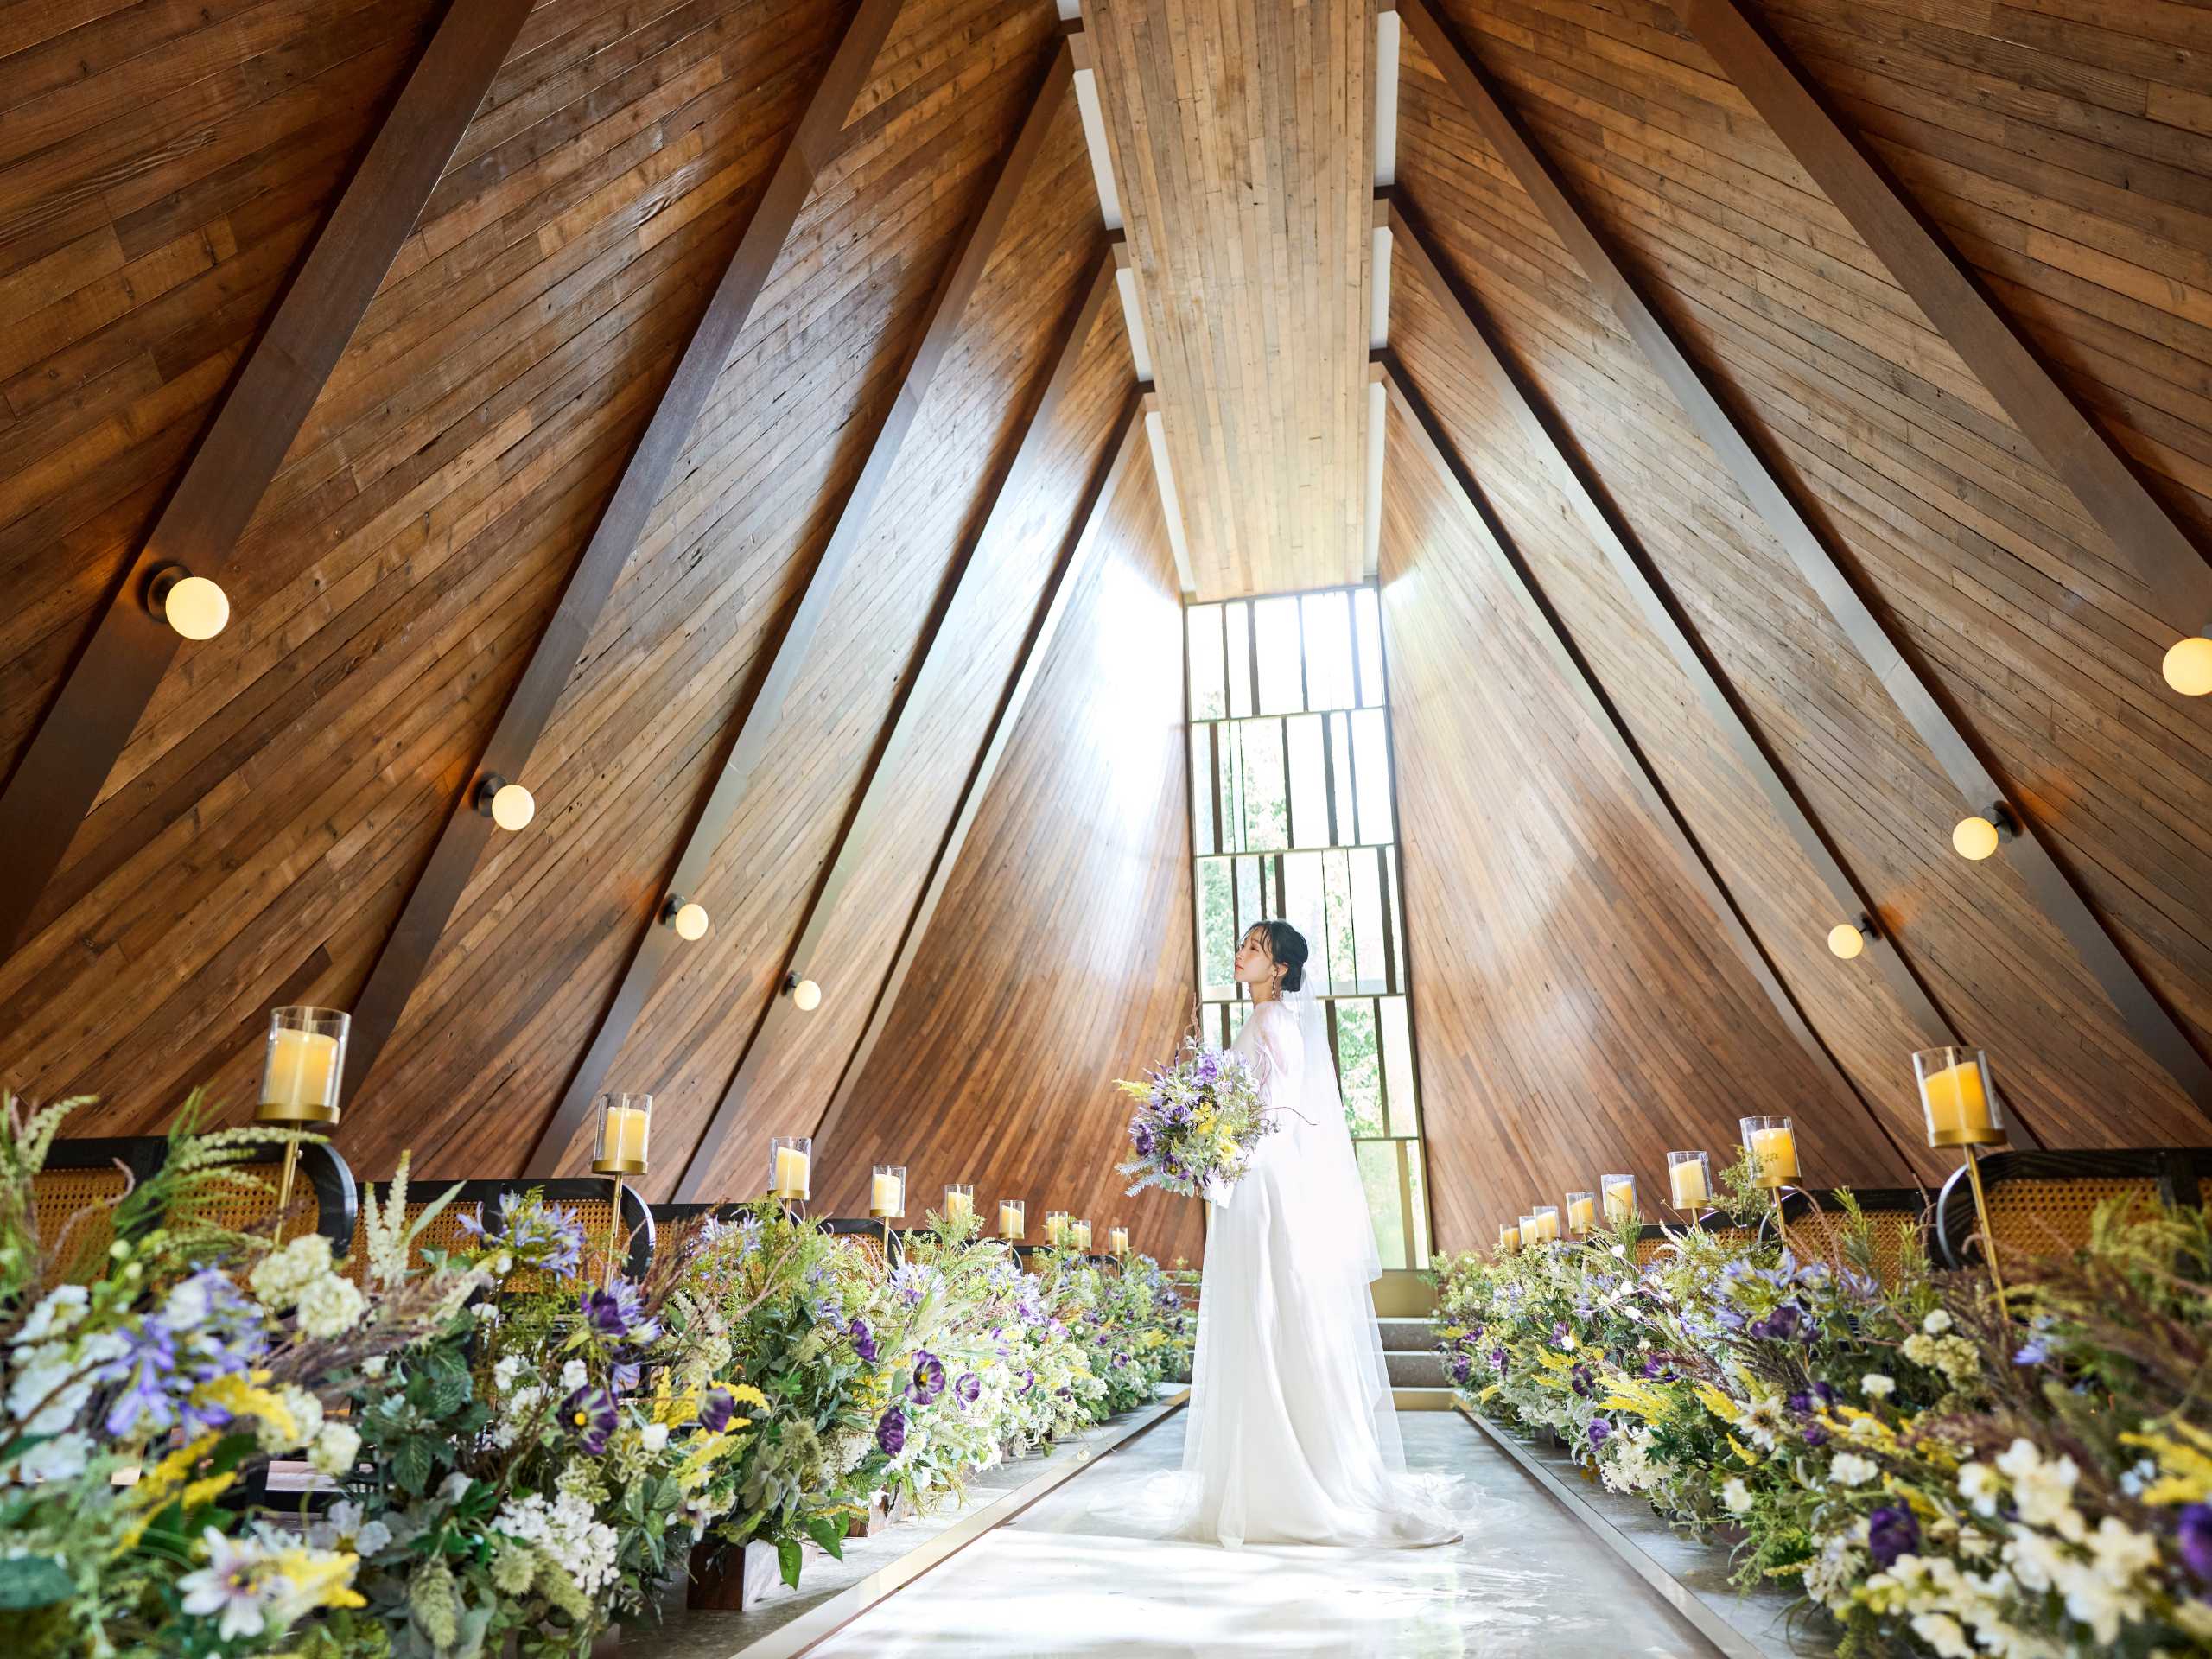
1922, 1308, 1954, 1335
1860, 1372, 1895, 1398
1828, 1452, 1879, 1488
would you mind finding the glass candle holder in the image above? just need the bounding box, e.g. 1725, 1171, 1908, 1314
1667, 1150, 1712, 1210
768, 1135, 811, 1200
943, 1184, 974, 1224
1565, 1190, 1597, 1235
592, 1093, 652, 1175
1529, 1205, 1560, 1243
1072, 1218, 1093, 1251
1109, 1223, 1129, 1255
1740, 1116, 1799, 1189
1498, 1222, 1521, 1253
1045, 1209, 1070, 1247
870, 1165, 906, 1219
1518, 1214, 1538, 1248
258, 1007, 350, 1125
997, 1198, 1026, 1241
1914, 1048, 2004, 1147
1602, 1173, 1637, 1224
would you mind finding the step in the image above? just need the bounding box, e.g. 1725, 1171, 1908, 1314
1384, 1346, 1446, 1387
1393, 1385, 1458, 1411
1376, 1316, 1433, 1351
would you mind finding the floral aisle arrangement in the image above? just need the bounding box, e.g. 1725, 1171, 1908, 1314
1116, 1033, 1274, 1202
1433, 1166, 2212, 1658
0, 1091, 1194, 1658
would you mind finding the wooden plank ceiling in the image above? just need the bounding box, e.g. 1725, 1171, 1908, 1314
1084, 0, 1375, 599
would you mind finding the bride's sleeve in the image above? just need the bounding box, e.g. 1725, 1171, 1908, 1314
1249, 1005, 1303, 1109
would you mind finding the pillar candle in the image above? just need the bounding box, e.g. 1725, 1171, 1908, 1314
945, 1189, 973, 1222
872, 1171, 903, 1214
1923, 1060, 1993, 1141
1567, 1194, 1596, 1234
1748, 1126, 1798, 1186
1498, 1224, 1520, 1253
1669, 1157, 1709, 1208
1073, 1220, 1092, 1250
773, 1143, 810, 1197
998, 1201, 1023, 1239
1109, 1225, 1129, 1255
604, 1105, 648, 1165
1529, 1206, 1560, 1243
263, 1029, 339, 1116
1604, 1179, 1636, 1223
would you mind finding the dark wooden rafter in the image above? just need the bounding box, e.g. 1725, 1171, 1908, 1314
1383, 365, 1906, 1166
1384, 199, 2026, 1147
1680, 0, 2212, 634
341, 0, 914, 1103
784, 406, 1149, 1199
1393, 0, 2212, 1123
672, 251, 1118, 1192
0, 0, 536, 962
528, 39, 1081, 1179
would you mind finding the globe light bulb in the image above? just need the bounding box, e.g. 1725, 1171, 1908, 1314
672, 901, 709, 941
1827, 923, 1866, 960
1951, 815, 1999, 861
2164, 634, 2212, 696
489, 782, 535, 831
791, 977, 822, 1012
158, 573, 229, 639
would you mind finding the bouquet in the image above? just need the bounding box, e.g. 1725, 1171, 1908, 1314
1114, 1034, 1275, 1205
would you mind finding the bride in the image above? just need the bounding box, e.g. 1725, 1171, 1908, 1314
1171, 918, 1459, 1548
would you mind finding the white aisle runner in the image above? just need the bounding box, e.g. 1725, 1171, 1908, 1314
804, 1410, 1719, 1657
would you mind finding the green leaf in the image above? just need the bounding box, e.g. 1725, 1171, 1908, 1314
0, 1554, 73, 1609
776, 1535, 803, 1588
392, 1434, 434, 1496
804, 1516, 846, 1562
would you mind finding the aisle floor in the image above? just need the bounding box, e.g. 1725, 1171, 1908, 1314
804, 1411, 1721, 1657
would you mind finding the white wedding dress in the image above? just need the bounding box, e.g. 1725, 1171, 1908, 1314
1166, 991, 1459, 1548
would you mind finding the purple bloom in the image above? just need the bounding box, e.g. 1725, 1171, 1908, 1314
877, 1408, 906, 1457
1867, 1505, 1920, 1569
2177, 1503, 2212, 1584
1802, 1423, 1829, 1449
1569, 1364, 1596, 1399
1587, 1418, 1612, 1447
2013, 1340, 2050, 1367
697, 1389, 735, 1433
955, 1372, 982, 1407
1641, 1355, 1666, 1380
849, 1318, 879, 1363
1016, 1369, 1036, 1395
581, 1278, 658, 1343
1449, 1354, 1473, 1384
563, 1385, 618, 1455
99, 1319, 181, 1438
1551, 1321, 1571, 1346
1489, 1347, 1509, 1374
611, 1360, 640, 1392
908, 1351, 946, 1404
1812, 1380, 1840, 1408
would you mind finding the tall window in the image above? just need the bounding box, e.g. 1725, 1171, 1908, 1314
1184, 586, 1433, 1269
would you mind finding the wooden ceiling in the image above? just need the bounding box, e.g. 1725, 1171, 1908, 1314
1083, 0, 1376, 600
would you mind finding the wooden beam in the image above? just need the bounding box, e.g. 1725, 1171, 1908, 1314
528, 40, 1079, 1179
0, 0, 534, 961
1384, 365, 1901, 1161
1395, 0, 2212, 1122
1680, 0, 2212, 632
1387, 200, 2008, 1144
674, 252, 1118, 1195
789, 406, 1149, 1198
340, 0, 913, 1103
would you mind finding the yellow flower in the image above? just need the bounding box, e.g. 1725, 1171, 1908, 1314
2120, 1423, 2212, 1505
192, 1373, 299, 1443
727, 1382, 771, 1413
269, 1547, 365, 1612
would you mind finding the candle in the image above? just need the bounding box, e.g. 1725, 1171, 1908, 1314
605, 1105, 649, 1165
1498, 1223, 1520, 1253
773, 1143, 809, 1197
1109, 1224, 1129, 1255
1566, 1192, 1596, 1234
1741, 1117, 1799, 1189
998, 1199, 1025, 1240
263, 1029, 338, 1117
872, 1169, 904, 1216
1529, 1205, 1560, 1243
1668, 1152, 1710, 1208
1603, 1175, 1636, 1224
1916, 1051, 2001, 1147
1072, 1219, 1092, 1250
1045, 1210, 1069, 1247
944, 1185, 973, 1223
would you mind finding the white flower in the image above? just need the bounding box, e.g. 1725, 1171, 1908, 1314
1828, 1452, 1880, 1488
249, 1235, 334, 1308
639, 1422, 669, 1453
360, 1356, 387, 1378
309, 1422, 362, 1478
1921, 1308, 1953, 1335
14, 1430, 92, 1483
176, 1527, 277, 1641
492, 1491, 619, 1596
1720, 1476, 1752, 1515
2118, 1457, 2159, 1497
7, 1353, 92, 1437
295, 1274, 367, 1338
1861, 1372, 1895, 1398
2083, 1513, 2158, 1584
1902, 1332, 1939, 1367
493, 1355, 525, 1394
1995, 1439, 2081, 1535
1909, 1612, 1973, 1658
1959, 1461, 2002, 1517
560, 1358, 589, 1392
13, 1285, 88, 1346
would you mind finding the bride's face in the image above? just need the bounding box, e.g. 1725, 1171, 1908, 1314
1233, 927, 1282, 993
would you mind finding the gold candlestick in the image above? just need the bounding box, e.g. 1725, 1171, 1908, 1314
257, 1007, 350, 1245
592, 1094, 652, 1274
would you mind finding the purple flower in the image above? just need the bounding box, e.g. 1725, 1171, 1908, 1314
1449, 1355, 1473, 1385
1641, 1355, 1666, 1381
1489, 1347, 1509, 1374
1569, 1364, 1595, 1399
908, 1351, 945, 1404
2177, 1503, 2212, 1584
99, 1319, 182, 1438
581, 1278, 658, 1343
1812, 1380, 1840, 1408
1802, 1423, 1829, 1449
611, 1360, 640, 1392
697, 1389, 735, 1433
849, 1318, 879, 1363
955, 1372, 982, 1408
2013, 1340, 2050, 1367
1551, 1321, 1571, 1346
1587, 1418, 1611, 1447
1867, 1505, 1920, 1569
563, 1385, 618, 1455
877, 1408, 906, 1457
1016, 1369, 1036, 1395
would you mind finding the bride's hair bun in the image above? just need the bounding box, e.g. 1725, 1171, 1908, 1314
1259, 919, 1309, 994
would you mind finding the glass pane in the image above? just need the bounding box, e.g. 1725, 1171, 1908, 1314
1351, 709, 1393, 843
1386, 846, 1407, 995
1380, 995, 1417, 1136
1241, 718, 1287, 851
1357, 1141, 1408, 1271
1329, 713, 1356, 846
1354, 587, 1386, 708
1236, 855, 1265, 944
1281, 850, 1329, 992
1189, 726, 1215, 856
1187, 605, 1226, 720
1254, 596, 1304, 715
1404, 1141, 1432, 1268
1197, 861, 1235, 1000
1225, 1001, 1248, 1046
1334, 999, 1382, 1135
1212, 1003, 1231, 1048
1300, 590, 1355, 711
1286, 715, 1327, 849
1224, 601, 1253, 718
1220, 721, 1246, 854
1351, 845, 1387, 994
1322, 849, 1357, 999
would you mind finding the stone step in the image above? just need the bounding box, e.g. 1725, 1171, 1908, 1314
1384, 1346, 1446, 1387
1393, 1385, 1458, 1412
1376, 1317, 1433, 1352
